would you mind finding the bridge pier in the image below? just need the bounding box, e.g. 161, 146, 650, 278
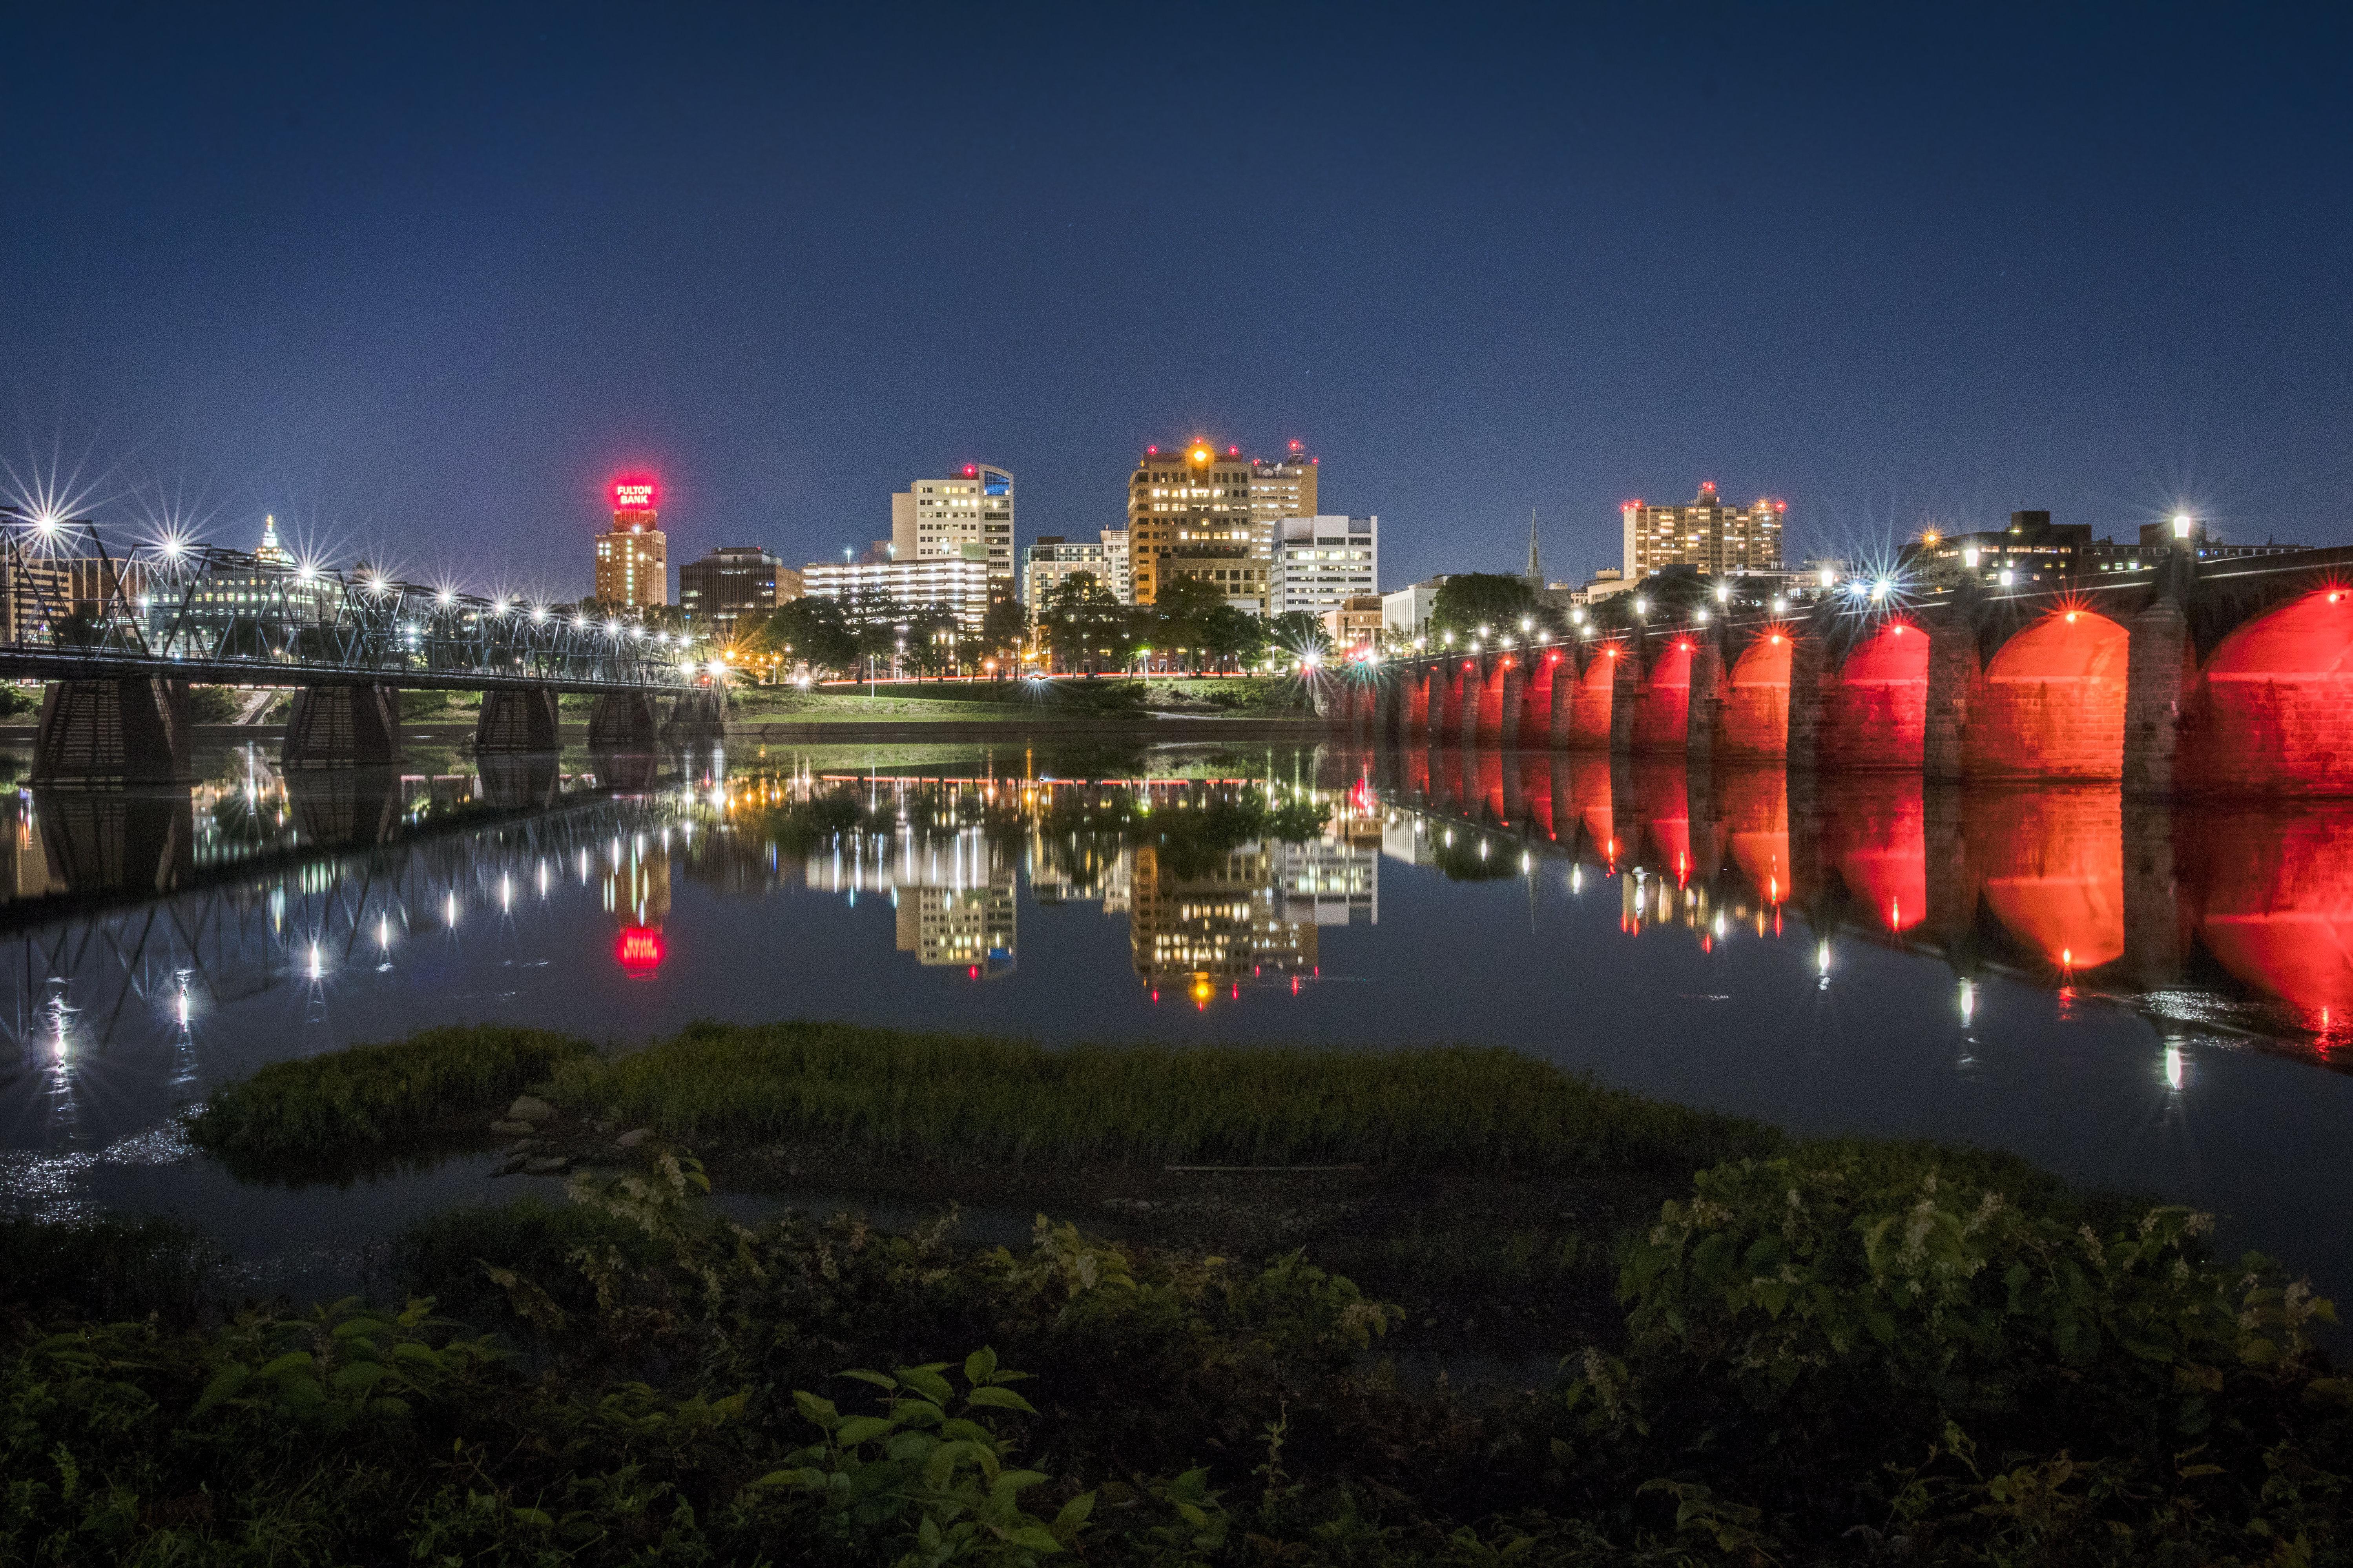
1685, 640, 1724, 769
587, 691, 660, 749
2122, 597, 2193, 798
31, 678, 193, 786
1437, 661, 1471, 742
281, 682, 402, 768
1921, 620, 1980, 783
475, 687, 562, 753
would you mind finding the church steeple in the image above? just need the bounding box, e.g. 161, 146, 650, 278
1523, 509, 1542, 587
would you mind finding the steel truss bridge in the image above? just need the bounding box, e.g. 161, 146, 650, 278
0, 511, 703, 693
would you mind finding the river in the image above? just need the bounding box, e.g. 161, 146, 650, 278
2, 737, 2348, 1306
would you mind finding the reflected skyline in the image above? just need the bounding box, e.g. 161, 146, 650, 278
4, 742, 2353, 1056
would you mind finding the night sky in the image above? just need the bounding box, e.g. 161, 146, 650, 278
4, 3, 2346, 599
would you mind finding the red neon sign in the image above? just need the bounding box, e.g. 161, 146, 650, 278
616, 925, 665, 973
611, 476, 658, 511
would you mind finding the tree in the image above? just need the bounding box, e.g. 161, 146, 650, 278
976, 596, 1027, 676
1038, 572, 1132, 675
1145, 577, 1230, 672
1427, 573, 1544, 642
748, 596, 857, 677
1197, 604, 1262, 673
1260, 611, 1332, 669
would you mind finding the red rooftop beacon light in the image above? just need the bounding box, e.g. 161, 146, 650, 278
963, 464, 976, 476
616, 925, 665, 976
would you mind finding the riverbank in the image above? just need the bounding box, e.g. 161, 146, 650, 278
8, 1020, 2329, 1564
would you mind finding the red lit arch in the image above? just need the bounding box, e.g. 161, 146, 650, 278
1820, 620, 1928, 770
1967, 611, 2129, 780
1719, 633, 1793, 759
2182, 590, 2353, 795
1631, 640, 1695, 754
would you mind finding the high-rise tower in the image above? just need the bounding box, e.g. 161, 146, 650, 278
1126, 441, 1260, 607
891, 465, 1014, 595
595, 476, 668, 607
1620, 483, 1784, 578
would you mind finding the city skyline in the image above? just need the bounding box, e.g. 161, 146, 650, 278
5, 7, 2343, 602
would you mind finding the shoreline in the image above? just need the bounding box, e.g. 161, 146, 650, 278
0, 715, 1334, 747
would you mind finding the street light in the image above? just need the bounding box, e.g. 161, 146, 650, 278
2172, 513, 2194, 540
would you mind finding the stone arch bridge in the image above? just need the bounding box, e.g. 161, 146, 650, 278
1332, 547, 2353, 797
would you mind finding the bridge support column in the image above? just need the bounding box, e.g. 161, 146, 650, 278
1785, 636, 1829, 773
1437, 662, 1470, 742
475, 687, 561, 753
587, 692, 660, 749
1921, 620, 1981, 783
1608, 645, 1641, 752
2122, 598, 2192, 798
31, 678, 193, 786
281, 682, 401, 768
1685, 641, 1724, 768
663, 687, 728, 742
1488, 659, 1522, 746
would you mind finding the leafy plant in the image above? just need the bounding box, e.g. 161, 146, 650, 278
749, 1348, 1091, 1563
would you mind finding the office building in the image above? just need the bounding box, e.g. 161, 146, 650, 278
1900, 511, 2307, 590
1270, 514, 1377, 620
678, 545, 797, 634
0, 554, 73, 643
1098, 527, 1131, 602
1380, 577, 1450, 642
595, 477, 668, 607
801, 555, 991, 629
146, 517, 341, 646
1249, 443, 1318, 553
1127, 440, 1259, 606
892, 465, 1014, 594
1621, 482, 1784, 579
1321, 594, 1385, 650
1021, 536, 1109, 618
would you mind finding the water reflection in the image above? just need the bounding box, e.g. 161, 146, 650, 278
7, 738, 2353, 1188
1370, 744, 2353, 1057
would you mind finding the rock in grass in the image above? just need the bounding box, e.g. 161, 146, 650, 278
489, 1119, 534, 1136
506, 1096, 557, 1124
615, 1128, 650, 1149
523, 1156, 569, 1175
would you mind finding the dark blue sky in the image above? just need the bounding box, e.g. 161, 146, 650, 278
4, 3, 2345, 598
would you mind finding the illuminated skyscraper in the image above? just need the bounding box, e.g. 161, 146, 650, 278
1249, 443, 1319, 553
1127, 440, 1262, 607
1620, 483, 1784, 578
891, 465, 1014, 594
595, 476, 668, 607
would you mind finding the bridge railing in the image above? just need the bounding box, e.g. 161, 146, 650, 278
0, 514, 705, 690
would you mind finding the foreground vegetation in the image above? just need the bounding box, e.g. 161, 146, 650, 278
15, 1026, 2338, 1560
7, 1148, 2346, 1563
188, 1021, 1771, 1180
187, 1026, 595, 1181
